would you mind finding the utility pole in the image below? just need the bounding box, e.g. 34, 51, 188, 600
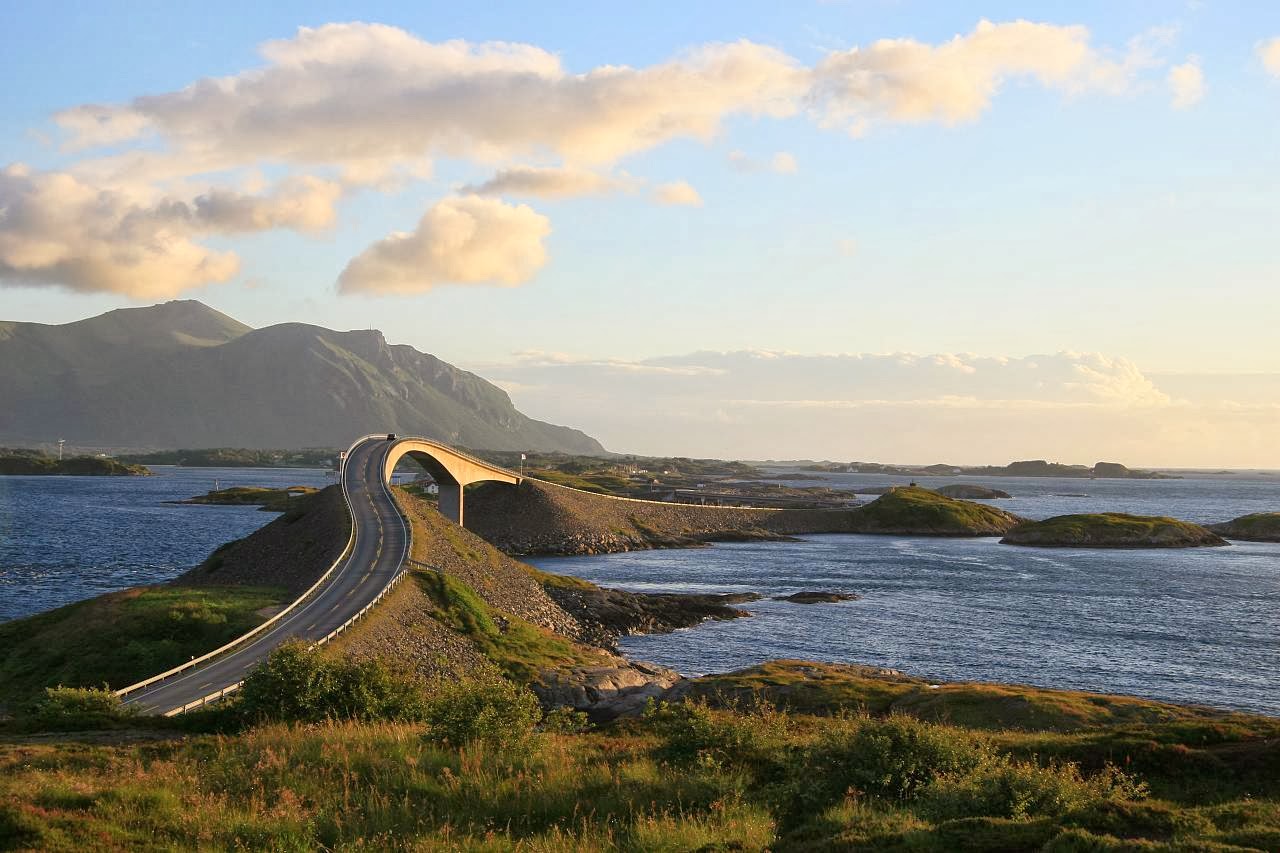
57, 439, 65, 461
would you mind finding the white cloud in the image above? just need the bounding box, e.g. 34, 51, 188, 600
338, 196, 550, 294
1167, 57, 1205, 108
836, 238, 858, 257
653, 180, 703, 207
0, 165, 342, 297
461, 166, 638, 198
810, 19, 1162, 132
56, 25, 805, 170
1258, 37, 1280, 77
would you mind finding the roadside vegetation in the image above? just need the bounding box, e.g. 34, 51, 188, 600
3, 653, 1278, 851
0, 585, 284, 711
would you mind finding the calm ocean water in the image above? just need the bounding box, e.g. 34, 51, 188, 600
0, 466, 337, 622
527, 472, 1280, 716
3, 468, 1278, 714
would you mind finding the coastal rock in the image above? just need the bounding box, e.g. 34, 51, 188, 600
543, 583, 761, 650
1002, 513, 1228, 548
534, 660, 682, 720
772, 591, 860, 604
935, 484, 1012, 500
1209, 512, 1280, 542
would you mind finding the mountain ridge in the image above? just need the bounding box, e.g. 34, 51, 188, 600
0, 301, 606, 454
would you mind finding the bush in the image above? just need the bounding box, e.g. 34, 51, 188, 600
27, 686, 136, 730
541, 706, 591, 735
645, 699, 793, 773
423, 679, 541, 752
809, 715, 990, 802
920, 759, 1149, 821
238, 641, 427, 723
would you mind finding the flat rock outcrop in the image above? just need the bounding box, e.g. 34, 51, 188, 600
534, 660, 683, 721
935, 484, 1011, 500
1209, 512, 1280, 542
773, 591, 859, 604
1002, 513, 1228, 548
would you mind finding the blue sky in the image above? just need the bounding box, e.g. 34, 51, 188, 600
2, 2, 1279, 463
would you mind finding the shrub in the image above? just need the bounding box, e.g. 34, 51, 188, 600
238, 642, 426, 723
808, 715, 990, 803
541, 706, 591, 735
645, 699, 793, 773
28, 686, 136, 730
920, 759, 1149, 821
423, 679, 541, 752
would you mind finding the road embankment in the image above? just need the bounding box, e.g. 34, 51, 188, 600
465, 478, 859, 555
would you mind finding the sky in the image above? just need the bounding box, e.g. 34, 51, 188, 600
1, 1, 1279, 466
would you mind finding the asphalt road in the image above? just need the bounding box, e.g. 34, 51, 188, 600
123, 436, 408, 715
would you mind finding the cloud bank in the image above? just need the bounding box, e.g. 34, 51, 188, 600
477, 350, 1277, 466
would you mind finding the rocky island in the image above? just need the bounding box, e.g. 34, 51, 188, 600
1209, 512, 1280, 542
0, 450, 149, 476
934, 483, 1012, 499
844, 486, 1023, 536
1002, 513, 1228, 548
174, 485, 319, 512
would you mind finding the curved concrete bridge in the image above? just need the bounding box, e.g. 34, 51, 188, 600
382, 436, 521, 526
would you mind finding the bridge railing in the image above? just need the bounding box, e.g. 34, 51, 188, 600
157, 442, 422, 716
115, 434, 375, 702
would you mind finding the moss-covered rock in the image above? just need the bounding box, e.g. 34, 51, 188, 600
1209, 512, 1280, 542
846, 487, 1023, 536
1002, 513, 1228, 548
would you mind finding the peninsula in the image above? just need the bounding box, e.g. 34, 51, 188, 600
0, 449, 149, 476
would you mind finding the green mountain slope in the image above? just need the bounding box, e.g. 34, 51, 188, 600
0, 301, 605, 454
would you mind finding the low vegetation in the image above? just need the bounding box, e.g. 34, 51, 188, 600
1210, 511, 1280, 542
177, 485, 317, 512
1003, 513, 1229, 548
0, 449, 149, 476
0, 585, 284, 710
847, 486, 1023, 536
3, 674, 1277, 850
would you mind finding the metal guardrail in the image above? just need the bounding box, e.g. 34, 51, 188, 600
115, 434, 381, 703
155, 439, 418, 716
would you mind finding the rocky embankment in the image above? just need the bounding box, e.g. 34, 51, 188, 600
178, 486, 351, 596
537, 579, 761, 651
1209, 512, 1280, 542
465, 479, 1019, 555
1002, 513, 1228, 548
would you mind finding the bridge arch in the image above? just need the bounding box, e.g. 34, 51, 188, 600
382, 437, 521, 526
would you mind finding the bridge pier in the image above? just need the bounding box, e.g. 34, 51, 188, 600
437, 482, 463, 526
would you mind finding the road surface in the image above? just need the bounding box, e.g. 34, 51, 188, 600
123, 436, 408, 714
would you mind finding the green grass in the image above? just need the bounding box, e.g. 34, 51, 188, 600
2, 698, 1276, 851
0, 585, 285, 709
417, 572, 610, 682
848, 486, 1021, 535
1003, 513, 1227, 547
